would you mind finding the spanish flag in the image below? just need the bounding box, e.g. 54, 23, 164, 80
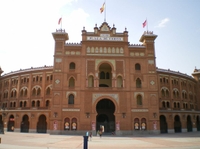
58, 17, 62, 25
100, 2, 105, 13
143, 20, 147, 28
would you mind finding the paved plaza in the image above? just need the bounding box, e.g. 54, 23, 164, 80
0, 132, 200, 149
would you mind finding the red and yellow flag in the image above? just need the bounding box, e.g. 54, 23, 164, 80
143, 20, 147, 28
100, 2, 105, 13
58, 17, 62, 25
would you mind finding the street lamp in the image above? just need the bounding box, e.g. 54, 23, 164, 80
0, 107, 8, 134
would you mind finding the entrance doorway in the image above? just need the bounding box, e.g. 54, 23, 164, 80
37, 115, 47, 133
96, 99, 115, 133
0, 115, 3, 134
7, 115, 15, 132
187, 115, 192, 132
21, 115, 29, 132
160, 115, 168, 133
174, 115, 181, 133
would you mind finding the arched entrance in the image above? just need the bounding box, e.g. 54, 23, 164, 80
21, 115, 29, 132
37, 115, 47, 133
160, 115, 168, 133
96, 99, 115, 133
174, 115, 181, 133
7, 115, 15, 132
187, 115, 192, 132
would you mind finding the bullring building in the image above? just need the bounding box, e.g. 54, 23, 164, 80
0, 22, 200, 135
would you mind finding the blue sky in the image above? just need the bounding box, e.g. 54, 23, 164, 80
0, 0, 200, 76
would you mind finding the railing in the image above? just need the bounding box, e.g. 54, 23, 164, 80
56, 29, 65, 32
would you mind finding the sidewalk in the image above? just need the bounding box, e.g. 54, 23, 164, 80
0, 132, 200, 149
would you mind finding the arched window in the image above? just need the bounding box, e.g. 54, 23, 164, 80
135, 63, 141, 70
46, 87, 51, 95
69, 77, 75, 87
136, 78, 142, 88
100, 71, 105, 79
10, 102, 13, 108
69, 62, 75, 69
24, 101, 27, 107
32, 101, 35, 107
137, 94, 142, 105
177, 102, 180, 108
46, 100, 50, 107
68, 94, 74, 104
20, 101, 23, 107
32, 88, 36, 96
106, 72, 110, 79
167, 102, 170, 108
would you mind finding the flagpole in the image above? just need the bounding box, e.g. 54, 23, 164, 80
104, 0, 106, 22
146, 18, 148, 32
61, 16, 62, 29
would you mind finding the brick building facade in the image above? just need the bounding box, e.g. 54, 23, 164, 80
0, 22, 200, 135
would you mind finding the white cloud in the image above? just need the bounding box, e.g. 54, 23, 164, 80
156, 18, 170, 28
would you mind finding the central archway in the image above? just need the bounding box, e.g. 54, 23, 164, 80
96, 99, 115, 133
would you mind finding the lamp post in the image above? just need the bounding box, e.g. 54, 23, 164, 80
0, 107, 8, 134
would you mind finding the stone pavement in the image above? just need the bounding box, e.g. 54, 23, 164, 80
0, 132, 200, 149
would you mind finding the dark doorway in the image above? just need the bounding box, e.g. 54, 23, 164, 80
96, 99, 115, 133
187, 115, 193, 132
21, 115, 29, 133
7, 115, 15, 132
160, 115, 168, 133
0, 115, 3, 134
37, 115, 47, 133
197, 116, 200, 131
174, 115, 181, 133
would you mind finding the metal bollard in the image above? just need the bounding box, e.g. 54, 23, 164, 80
83, 136, 88, 149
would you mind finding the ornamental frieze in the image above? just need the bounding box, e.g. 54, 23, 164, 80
92, 93, 119, 104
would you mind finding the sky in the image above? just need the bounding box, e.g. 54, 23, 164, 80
0, 0, 200, 76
